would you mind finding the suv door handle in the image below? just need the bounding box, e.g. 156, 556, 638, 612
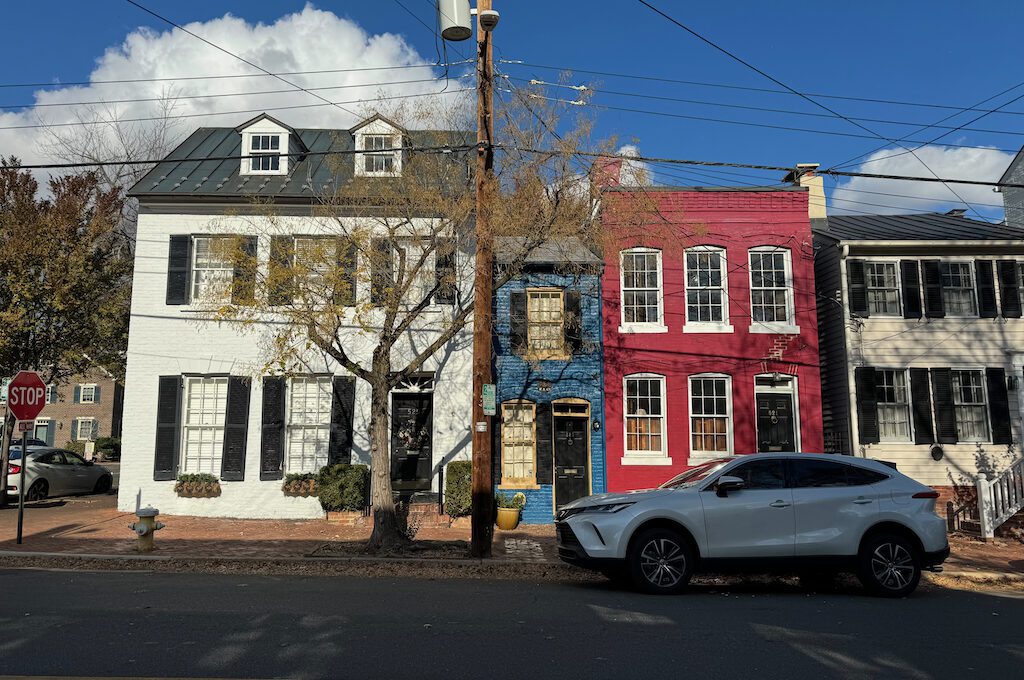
853, 498, 873, 505
769, 500, 791, 508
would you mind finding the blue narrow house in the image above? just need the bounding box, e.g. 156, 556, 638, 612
493, 239, 605, 523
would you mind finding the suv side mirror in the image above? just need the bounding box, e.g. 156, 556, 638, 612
715, 475, 745, 498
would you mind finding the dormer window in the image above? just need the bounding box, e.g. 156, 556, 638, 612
250, 134, 281, 172
356, 133, 401, 177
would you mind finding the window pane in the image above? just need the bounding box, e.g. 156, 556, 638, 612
792, 460, 851, 488
866, 262, 901, 315
875, 369, 911, 441
621, 251, 661, 324
527, 290, 565, 353
749, 250, 791, 324
182, 377, 228, 474
940, 262, 977, 315
730, 459, 785, 489
625, 377, 666, 454
952, 370, 988, 440
501, 403, 536, 481
286, 376, 332, 473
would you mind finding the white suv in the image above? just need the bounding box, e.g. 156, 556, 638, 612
556, 453, 949, 597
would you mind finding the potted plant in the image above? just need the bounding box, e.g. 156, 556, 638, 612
174, 473, 221, 498
282, 472, 318, 497
495, 492, 526, 530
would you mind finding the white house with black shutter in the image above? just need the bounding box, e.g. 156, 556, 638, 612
814, 211, 1024, 488
117, 113, 475, 519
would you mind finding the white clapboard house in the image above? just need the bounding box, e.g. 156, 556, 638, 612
117, 113, 475, 518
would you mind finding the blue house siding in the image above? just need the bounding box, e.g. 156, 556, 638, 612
494, 271, 605, 524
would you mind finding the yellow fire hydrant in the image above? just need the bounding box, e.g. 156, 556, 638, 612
128, 507, 165, 553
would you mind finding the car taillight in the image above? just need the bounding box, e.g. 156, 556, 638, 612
7, 465, 19, 475
912, 491, 939, 499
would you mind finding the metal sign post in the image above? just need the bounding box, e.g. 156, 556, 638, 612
7, 370, 47, 545
16, 428, 27, 544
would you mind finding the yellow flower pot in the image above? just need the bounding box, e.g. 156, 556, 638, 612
496, 507, 521, 530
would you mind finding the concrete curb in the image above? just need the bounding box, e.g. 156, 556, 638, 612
928, 569, 1024, 583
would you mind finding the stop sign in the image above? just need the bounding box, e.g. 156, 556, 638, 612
7, 371, 46, 422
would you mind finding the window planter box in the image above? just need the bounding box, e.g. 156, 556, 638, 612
282, 478, 318, 497
174, 480, 221, 498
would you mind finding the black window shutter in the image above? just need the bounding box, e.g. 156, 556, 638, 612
847, 259, 869, 317
976, 260, 997, 318
909, 368, 934, 444
930, 368, 958, 444
260, 377, 286, 480
268, 236, 294, 306
535, 402, 553, 485
900, 260, 922, 319
510, 291, 528, 355
564, 290, 582, 355
335, 238, 358, 306
231, 236, 258, 305
922, 260, 945, 318
434, 237, 457, 304
854, 367, 879, 444
370, 238, 393, 306
329, 376, 356, 464
998, 260, 1022, 318
220, 376, 251, 481
166, 235, 191, 305
154, 376, 182, 481
93, 385, 101, 404
986, 368, 1012, 445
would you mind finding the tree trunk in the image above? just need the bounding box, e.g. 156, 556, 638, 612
366, 377, 406, 552
0, 410, 14, 507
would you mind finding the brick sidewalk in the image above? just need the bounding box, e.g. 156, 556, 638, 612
1, 493, 1020, 576
0, 493, 557, 561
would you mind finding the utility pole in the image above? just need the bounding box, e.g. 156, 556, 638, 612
469, 0, 495, 558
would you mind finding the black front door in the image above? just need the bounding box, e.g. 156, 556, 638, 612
553, 416, 588, 509
756, 393, 796, 452
391, 393, 433, 491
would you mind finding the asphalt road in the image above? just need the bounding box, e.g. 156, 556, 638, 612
0, 569, 1020, 680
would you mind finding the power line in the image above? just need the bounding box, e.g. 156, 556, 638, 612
0, 76, 469, 111
497, 60, 1024, 117
123, 0, 365, 120
515, 90, 1018, 154
510, 77, 1024, 138
0, 60, 473, 90
0, 88, 472, 131
634, 0, 989, 220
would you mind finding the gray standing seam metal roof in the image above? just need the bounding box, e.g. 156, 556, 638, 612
495, 237, 601, 265
129, 125, 474, 199
815, 213, 1024, 242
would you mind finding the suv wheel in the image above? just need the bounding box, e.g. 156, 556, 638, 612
628, 528, 694, 595
857, 533, 921, 598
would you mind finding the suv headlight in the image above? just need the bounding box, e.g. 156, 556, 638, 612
584, 502, 635, 514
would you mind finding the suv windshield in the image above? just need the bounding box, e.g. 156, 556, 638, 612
659, 459, 732, 489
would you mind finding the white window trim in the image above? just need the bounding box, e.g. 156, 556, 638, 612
74, 417, 96, 441
621, 372, 671, 464
748, 246, 800, 335
618, 248, 668, 334
355, 133, 403, 177
752, 373, 802, 453
940, 259, 979, 319
951, 366, 991, 443
864, 259, 904, 318
285, 376, 332, 474
500, 400, 540, 488
180, 376, 229, 475
526, 288, 569, 360
875, 368, 914, 443
683, 246, 733, 333
79, 383, 97, 404
687, 373, 734, 458
241, 131, 288, 176
190, 235, 236, 304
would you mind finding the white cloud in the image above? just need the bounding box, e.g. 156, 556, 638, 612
0, 4, 470, 170
830, 145, 1014, 220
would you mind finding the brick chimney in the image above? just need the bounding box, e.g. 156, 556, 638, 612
590, 157, 622, 189
784, 163, 826, 220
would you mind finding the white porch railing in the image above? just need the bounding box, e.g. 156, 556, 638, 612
977, 457, 1024, 539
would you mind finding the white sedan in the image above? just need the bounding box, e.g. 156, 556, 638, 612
556, 453, 949, 597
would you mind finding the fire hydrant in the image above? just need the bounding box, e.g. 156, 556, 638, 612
128, 507, 165, 553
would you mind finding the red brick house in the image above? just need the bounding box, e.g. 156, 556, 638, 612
599, 165, 824, 491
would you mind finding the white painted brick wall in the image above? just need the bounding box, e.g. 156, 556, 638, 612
117, 211, 473, 519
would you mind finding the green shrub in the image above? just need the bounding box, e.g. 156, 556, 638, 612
95, 437, 121, 459
316, 464, 369, 512
64, 441, 86, 456
177, 473, 219, 485
444, 460, 472, 517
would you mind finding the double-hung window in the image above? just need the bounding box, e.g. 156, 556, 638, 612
192, 236, 235, 302
866, 262, 901, 316
749, 247, 796, 331
286, 376, 332, 474
527, 289, 566, 358
685, 247, 728, 327
181, 376, 228, 474
394, 239, 435, 302
875, 369, 911, 441
294, 237, 336, 299
620, 248, 664, 330
501, 401, 536, 486
941, 262, 977, 316
624, 374, 667, 458
689, 375, 731, 454
361, 135, 399, 175
249, 134, 282, 173
952, 369, 989, 441
78, 384, 97, 404
74, 417, 96, 442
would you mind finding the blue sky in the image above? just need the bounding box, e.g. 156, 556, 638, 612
2, 1, 1022, 218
